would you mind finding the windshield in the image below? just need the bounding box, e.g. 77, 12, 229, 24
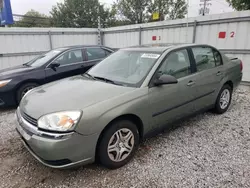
26, 48, 66, 67
88, 50, 161, 87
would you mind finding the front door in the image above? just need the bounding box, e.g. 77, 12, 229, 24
45, 48, 86, 83
149, 48, 198, 129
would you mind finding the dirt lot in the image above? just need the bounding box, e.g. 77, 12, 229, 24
0, 86, 250, 188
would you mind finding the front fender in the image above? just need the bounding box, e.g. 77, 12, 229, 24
75, 88, 151, 136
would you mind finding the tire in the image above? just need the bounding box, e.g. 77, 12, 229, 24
213, 84, 232, 114
16, 83, 38, 104
97, 120, 140, 169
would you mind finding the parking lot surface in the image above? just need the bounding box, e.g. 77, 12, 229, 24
0, 86, 250, 188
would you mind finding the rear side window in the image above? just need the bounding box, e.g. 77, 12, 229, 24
192, 47, 216, 71
213, 49, 223, 66
86, 48, 106, 61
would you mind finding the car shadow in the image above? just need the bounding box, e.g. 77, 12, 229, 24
0, 106, 17, 113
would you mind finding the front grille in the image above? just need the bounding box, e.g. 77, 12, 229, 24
20, 110, 38, 126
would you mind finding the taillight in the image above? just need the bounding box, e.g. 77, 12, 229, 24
240, 60, 243, 72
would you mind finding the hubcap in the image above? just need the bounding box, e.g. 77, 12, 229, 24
21, 86, 35, 98
219, 89, 230, 109
107, 128, 134, 162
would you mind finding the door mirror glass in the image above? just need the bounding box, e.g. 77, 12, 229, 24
154, 74, 178, 86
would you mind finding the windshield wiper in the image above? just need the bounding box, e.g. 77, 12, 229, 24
83, 73, 96, 80
93, 76, 123, 86
23, 63, 31, 67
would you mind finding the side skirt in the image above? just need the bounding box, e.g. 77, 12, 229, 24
143, 105, 215, 140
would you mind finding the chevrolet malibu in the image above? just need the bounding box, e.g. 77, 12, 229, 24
16, 44, 243, 169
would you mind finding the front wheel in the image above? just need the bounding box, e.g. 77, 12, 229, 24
97, 120, 139, 169
213, 84, 232, 114
16, 83, 38, 104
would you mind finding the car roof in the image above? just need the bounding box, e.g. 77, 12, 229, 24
120, 43, 210, 53
55, 45, 113, 50
55, 43, 214, 53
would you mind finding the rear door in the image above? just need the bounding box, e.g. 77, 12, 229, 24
83, 47, 113, 71
45, 48, 86, 83
148, 48, 198, 129
190, 46, 224, 111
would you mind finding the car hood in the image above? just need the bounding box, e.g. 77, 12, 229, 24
0, 65, 35, 79
20, 75, 136, 119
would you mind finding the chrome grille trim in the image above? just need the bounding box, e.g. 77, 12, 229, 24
20, 109, 38, 126
16, 107, 74, 139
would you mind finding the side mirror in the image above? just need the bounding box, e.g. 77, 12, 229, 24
154, 74, 178, 86
50, 63, 60, 70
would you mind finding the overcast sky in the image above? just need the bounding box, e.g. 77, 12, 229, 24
10, 0, 233, 17
10, 0, 114, 15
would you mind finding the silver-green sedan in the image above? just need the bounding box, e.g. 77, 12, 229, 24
16, 44, 243, 169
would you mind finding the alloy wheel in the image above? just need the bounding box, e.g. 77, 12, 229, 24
107, 128, 135, 162
219, 89, 230, 109
21, 86, 35, 98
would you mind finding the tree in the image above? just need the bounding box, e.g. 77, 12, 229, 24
168, 0, 187, 19
148, 0, 187, 21
13, 10, 51, 27
50, 0, 111, 28
105, 4, 132, 27
115, 0, 150, 24
114, 0, 187, 24
226, 0, 250, 11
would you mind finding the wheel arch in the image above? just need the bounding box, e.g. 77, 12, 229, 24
14, 79, 41, 103
224, 80, 233, 90
95, 114, 144, 160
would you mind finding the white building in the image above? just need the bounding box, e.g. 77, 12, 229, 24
188, 0, 233, 17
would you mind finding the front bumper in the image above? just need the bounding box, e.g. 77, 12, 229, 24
0, 90, 16, 107
15, 108, 98, 169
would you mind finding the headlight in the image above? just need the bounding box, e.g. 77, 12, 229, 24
38, 111, 82, 132
0, 79, 12, 88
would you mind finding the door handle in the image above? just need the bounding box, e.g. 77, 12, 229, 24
216, 71, 222, 76
187, 81, 195, 86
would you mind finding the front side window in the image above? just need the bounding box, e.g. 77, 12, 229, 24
192, 47, 216, 71
158, 49, 191, 79
88, 50, 161, 87
86, 48, 106, 61
55, 49, 83, 65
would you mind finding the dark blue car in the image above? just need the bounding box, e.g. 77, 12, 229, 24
0, 45, 114, 107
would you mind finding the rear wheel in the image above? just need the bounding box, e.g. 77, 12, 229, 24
97, 120, 139, 169
213, 84, 232, 114
16, 83, 38, 104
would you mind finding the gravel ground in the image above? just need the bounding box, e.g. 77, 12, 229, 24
0, 86, 250, 188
